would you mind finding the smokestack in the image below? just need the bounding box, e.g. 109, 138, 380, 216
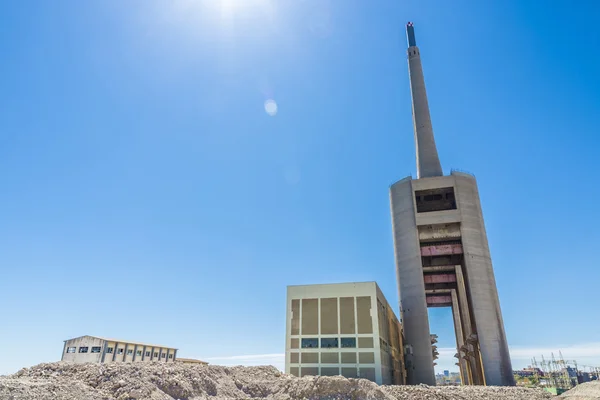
406, 22, 443, 178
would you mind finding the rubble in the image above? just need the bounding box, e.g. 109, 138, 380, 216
560, 380, 600, 399
0, 362, 554, 400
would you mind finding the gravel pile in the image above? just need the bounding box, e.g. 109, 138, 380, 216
560, 380, 600, 399
0, 362, 554, 400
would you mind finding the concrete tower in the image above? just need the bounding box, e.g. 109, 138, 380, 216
389, 22, 514, 386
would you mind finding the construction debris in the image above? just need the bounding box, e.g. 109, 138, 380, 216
559, 380, 600, 399
0, 362, 555, 400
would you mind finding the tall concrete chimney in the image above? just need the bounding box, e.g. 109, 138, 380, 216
406, 22, 443, 178
391, 22, 515, 387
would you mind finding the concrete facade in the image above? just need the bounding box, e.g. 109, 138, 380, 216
61, 335, 177, 364
389, 23, 514, 386
285, 282, 406, 385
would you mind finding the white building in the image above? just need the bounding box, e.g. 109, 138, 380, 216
285, 282, 406, 385
61, 335, 177, 364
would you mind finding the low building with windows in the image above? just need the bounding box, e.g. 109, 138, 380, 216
61, 335, 177, 364
285, 282, 406, 385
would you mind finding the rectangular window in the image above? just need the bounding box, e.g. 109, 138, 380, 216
168, 354, 173, 359
161, 353, 166, 358
91, 347, 101, 353
301, 338, 319, 348
126, 349, 133, 355
321, 338, 338, 348
66, 347, 76, 353
107, 347, 114, 354
154, 352, 159, 357
79, 347, 89, 353
136, 350, 142, 356
415, 187, 457, 213
145, 351, 151, 357
117, 348, 124, 355
340, 338, 356, 348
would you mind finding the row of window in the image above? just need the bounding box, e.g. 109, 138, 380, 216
301, 338, 356, 349
66, 346, 173, 359
66, 346, 102, 354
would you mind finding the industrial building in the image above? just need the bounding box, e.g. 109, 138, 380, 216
285, 282, 406, 385
61, 335, 178, 364
389, 22, 514, 386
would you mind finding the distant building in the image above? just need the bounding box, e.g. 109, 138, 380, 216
444, 370, 449, 377
285, 282, 406, 385
515, 369, 535, 377
61, 335, 177, 364
176, 358, 209, 365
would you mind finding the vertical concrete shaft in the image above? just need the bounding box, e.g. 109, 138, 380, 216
454, 173, 514, 386
390, 178, 436, 385
406, 23, 443, 179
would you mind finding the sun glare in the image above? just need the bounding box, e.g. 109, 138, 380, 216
209, 0, 273, 19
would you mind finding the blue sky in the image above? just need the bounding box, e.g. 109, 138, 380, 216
1, 0, 600, 376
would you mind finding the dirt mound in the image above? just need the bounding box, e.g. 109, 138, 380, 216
560, 380, 600, 399
0, 362, 553, 400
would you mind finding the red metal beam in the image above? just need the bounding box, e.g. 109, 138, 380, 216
423, 274, 457, 284
426, 295, 452, 306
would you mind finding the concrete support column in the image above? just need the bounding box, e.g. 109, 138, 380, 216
454, 173, 514, 386
112, 342, 119, 362
101, 341, 107, 363
390, 178, 436, 385
456, 264, 484, 385
451, 289, 469, 385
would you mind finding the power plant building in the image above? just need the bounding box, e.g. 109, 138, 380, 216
284, 282, 406, 385
389, 22, 514, 386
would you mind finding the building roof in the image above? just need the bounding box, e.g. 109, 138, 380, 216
176, 358, 208, 364
287, 281, 377, 288
63, 335, 177, 350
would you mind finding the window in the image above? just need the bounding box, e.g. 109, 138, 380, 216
136, 350, 142, 356
321, 338, 338, 348
301, 338, 318, 348
415, 187, 457, 213
154, 352, 159, 357
117, 348, 124, 355
161, 353, 166, 358
126, 349, 133, 355
79, 347, 89, 353
66, 347, 76, 353
168, 354, 173, 359
91, 347, 101, 353
145, 351, 151, 357
341, 338, 356, 348
107, 347, 114, 354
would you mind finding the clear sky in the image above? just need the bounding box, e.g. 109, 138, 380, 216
1, 0, 600, 376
